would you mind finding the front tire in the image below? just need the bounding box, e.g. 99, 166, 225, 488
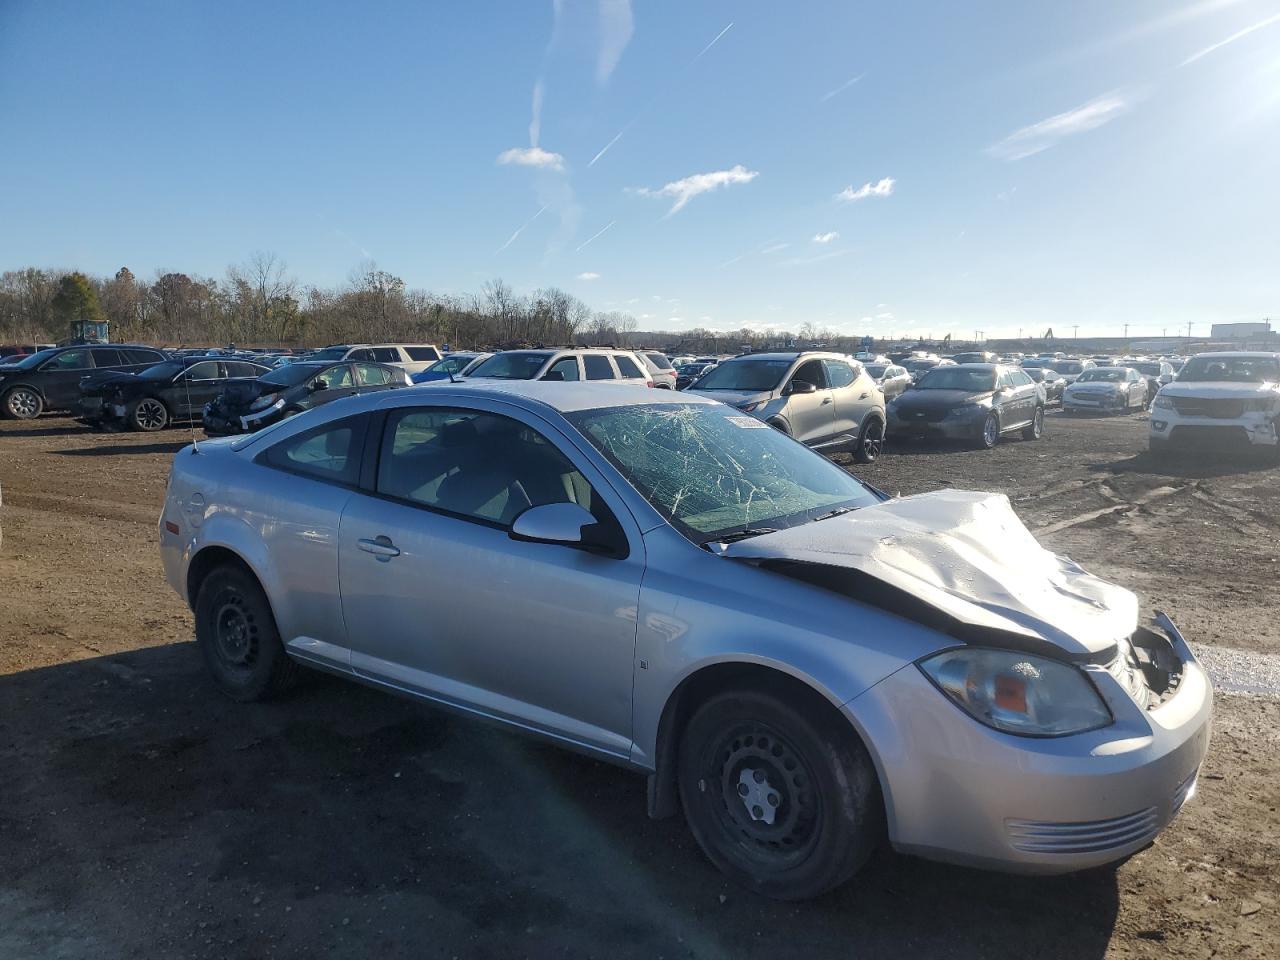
2, 386, 43, 420
852, 415, 885, 463
678, 688, 882, 900
1022, 405, 1044, 440
128, 396, 170, 432
194, 565, 304, 701
977, 412, 1000, 449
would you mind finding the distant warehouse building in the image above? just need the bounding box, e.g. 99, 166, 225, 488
1211, 321, 1272, 340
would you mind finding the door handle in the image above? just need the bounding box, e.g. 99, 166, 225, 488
822, 397, 833, 405
358, 536, 401, 560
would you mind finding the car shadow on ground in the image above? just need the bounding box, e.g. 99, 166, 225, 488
54, 440, 192, 457
0, 421, 94, 438
0, 644, 1122, 959
1094, 449, 1279, 481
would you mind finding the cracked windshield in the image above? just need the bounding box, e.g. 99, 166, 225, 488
568, 403, 878, 540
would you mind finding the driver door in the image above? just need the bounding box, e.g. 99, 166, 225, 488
307, 363, 358, 407
337, 400, 644, 757
783, 358, 835, 446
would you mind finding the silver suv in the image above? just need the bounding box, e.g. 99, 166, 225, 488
689, 351, 886, 462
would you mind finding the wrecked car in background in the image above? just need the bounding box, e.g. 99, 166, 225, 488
77, 356, 271, 431
162, 383, 1211, 900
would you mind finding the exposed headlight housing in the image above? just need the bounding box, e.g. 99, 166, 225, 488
248, 393, 283, 413
918, 648, 1112, 737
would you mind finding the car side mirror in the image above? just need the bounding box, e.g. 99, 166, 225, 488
510, 503, 616, 555
783, 380, 817, 395
541, 370, 565, 382
310, 378, 328, 392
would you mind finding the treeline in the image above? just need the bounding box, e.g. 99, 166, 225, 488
0, 254, 867, 355
0, 255, 656, 350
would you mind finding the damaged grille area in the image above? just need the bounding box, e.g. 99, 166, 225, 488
1107, 626, 1183, 710
1171, 397, 1245, 418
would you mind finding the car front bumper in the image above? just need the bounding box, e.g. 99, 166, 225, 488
1063, 392, 1125, 412
887, 409, 986, 440
844, 614, 1212, 874
1150, 411, 1278, 448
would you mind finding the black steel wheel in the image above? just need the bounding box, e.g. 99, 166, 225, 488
194, 564, 303, 701
678, 687, 881, 900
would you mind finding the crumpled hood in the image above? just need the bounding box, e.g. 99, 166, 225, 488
1159, 381, 1278, 400
214, 379, 270, 412
723, 489, 1137, 659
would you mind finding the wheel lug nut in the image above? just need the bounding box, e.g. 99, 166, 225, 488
752, 770, 765, 783
737, 783, 749, 797
768, 794, 779, 806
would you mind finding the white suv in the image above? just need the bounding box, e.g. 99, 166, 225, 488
306, 344, 443, 377
1150, 352, 1280, 455
462, 348, 655, 386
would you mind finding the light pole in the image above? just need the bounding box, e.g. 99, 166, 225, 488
1073, 325, 1079, 340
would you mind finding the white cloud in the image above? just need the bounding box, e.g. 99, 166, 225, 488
596, 0, 634, 84
1180, 11, 1280, 66
577, 272, 600, 280
633, 164, 759, 215
812, 231, 839, 244
819, 73, 864, 103
498, 146, 566, 171
986, 92, 1131, 161
835, 177, 895, 202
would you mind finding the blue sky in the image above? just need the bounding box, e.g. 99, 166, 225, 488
1, 0, 1278, 338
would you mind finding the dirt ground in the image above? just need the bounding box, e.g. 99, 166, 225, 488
1, 409, 1276, 959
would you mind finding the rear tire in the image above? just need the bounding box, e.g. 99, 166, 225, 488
851, 415, 885, 463
128, 396, 170, 432
678, 687, 882, 900
2, 386, 43, 420
1022, 406, 1044, 440
194, 565, 304, 702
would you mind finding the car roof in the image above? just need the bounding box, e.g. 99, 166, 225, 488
397, 379, 719, 414
721, 351, 848, 362
1189, 351, 1280, 359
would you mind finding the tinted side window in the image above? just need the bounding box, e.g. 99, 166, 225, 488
404, 346, 441, 361
371, 347, 400, 363
261, 416, 365, 486
376, 408, 594, 527
184, 361, 220, 381
91, 349, 126, 367
225, 361, 263, 378
791, 359, 828, 389
644, 352, 673, 370
615, 355, 646, 379
583, 355, 614, 380
348, 348, 375, 361
823, 360, 856, 388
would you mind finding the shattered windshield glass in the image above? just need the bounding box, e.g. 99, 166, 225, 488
565, 403, 879, 543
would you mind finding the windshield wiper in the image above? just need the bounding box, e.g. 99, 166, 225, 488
703, 527, 778, 546
810, 506, 855, 523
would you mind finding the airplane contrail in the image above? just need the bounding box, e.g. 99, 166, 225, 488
495, 203, 550, 254
693, 22, 734, 63
575, 219, 616, 252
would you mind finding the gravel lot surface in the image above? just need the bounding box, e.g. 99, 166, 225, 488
1, 408, 1277, 959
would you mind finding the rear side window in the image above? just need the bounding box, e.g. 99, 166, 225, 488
371, 347, 400, 363
583, 355, 615, 380
261, 416, 366, 486
224, 361, 263, 378
615, 355, 646, 379
348, 348, 375, 361
823, 360, 856, 388
125, 349, 165, 364
404, 346, 441, 361
644, 352, 673, 370
91, 349, 125, 367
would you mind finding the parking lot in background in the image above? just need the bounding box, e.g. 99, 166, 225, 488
1, 408, 1277, 959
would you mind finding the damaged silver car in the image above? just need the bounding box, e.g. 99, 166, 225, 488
160, 383, 1212, 900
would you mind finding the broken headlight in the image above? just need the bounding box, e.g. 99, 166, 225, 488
918, 648, 1112, 737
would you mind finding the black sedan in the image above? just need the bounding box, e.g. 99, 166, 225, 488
77, 356, 270, 431
203, 360, 408, 435
675, 361, 716, 390
1023, 366, 1067, 404
886, 363, 1045, 449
